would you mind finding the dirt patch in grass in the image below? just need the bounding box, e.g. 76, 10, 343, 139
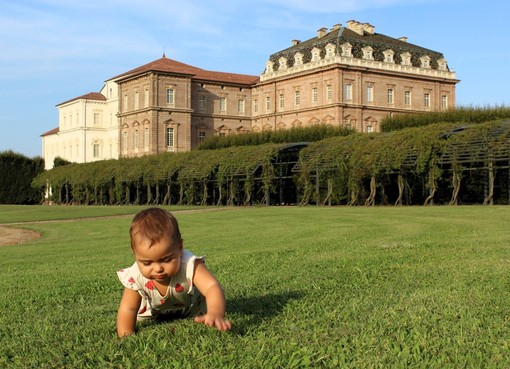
0, 226, 41, 246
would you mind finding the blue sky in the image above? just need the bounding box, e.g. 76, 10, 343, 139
1, 0, 508, 158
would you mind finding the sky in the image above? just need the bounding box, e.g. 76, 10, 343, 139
1, 0, 509, 158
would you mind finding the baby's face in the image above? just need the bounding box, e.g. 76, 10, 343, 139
133, 237, 182, 284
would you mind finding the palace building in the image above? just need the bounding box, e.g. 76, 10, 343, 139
41, 20, 458, 169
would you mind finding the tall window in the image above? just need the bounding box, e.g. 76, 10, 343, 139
366, 86, 373, 103
123, 132, 128, 151
134, 91, 139, 110
93, 113, 100, 126
144, 89, 149, 108
144, 128, 149, 148
344, 83, 352, 101
441, 95, 448, 110
220, 97, 226, 112
294, 91, 300, 106
253, 99, 258, 113
279, 94, 284, 109
123, 95, 128, 111
266, 96, 271, 111
312, 87, 318, 104
405, 91, 412, 107
237, 99, 245, 114
199, 95, 207, 111
424, 93, 430, 109
387, 89, 394, 105
166, 88, 174, 104
134, 130, 139, 148
198, 131, 206, 143
93, 144, 100, 158
166, 127, 174, 148
326, 85, 332, 101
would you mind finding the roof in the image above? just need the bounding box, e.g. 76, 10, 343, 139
41, 127, 59, 137
57, 92, 107, 107
269, 24, 446, 70
111, 56, 259, 85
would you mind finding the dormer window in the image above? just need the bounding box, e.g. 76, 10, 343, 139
438, 58, 448, 71
279, 57, 288, 70
325, 43, 336, 58
362, 46, 373, 60
311, 47, 321, 62
420, 55, 431, 69
401, 52, 411, 66
383, 49, 394, 64
265, 61, 274, 73
341, 43, 352, 57
294, 52, 303, 66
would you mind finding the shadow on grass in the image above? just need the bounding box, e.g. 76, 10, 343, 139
227, 291, 303, 335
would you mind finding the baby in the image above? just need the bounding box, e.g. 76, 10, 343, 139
116, 207, 231, 337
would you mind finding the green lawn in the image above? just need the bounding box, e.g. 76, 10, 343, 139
0, 205, 509, 368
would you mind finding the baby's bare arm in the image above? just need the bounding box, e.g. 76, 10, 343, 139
193, 261, 232, 331
117, 288, 141, 337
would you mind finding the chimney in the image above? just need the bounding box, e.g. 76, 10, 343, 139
362, 22, 374, 35
292, 39, 301, 46
398, 36, 408, 42
331, 23, 342, 31
346, 20, 364, 35
317, 27, 328, 38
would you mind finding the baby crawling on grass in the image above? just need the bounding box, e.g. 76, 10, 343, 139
116, 207, 231, 337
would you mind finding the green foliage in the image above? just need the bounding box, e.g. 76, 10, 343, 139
0, 150, 45, 204
198, 124, 353, 150
30, 107, 510, 207
1, 206, 510, 368
381, 105, 510, 132
53, 156, 72, 167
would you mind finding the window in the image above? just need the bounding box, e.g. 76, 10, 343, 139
198, 131, 206, 143
144, 89, 149, 108
344, 84, 352, 101
123, 132, 128, 151
220, 97, 226, 112
279, 94, 284, 109
134, 130, 139, 148
93, 144, 100, 158
326, 85, 332, 101
93, 113, 100, 125
237, 99, 245, 114
441, 95, 448, 110
134, 91, 139, 110
123, 95, 128, 111
424, 93, 430, 109
294, 91, 300, 106
312, 87, 318, 104
144, 128, 149, 147
387, 89, 394, 105
253, 99, 258, 113
367, 125, 373, 133
199, 95, 206, 111
366, 86, 373, 103
166, 127, 174, 148
405, 91, 412, 107
166, 88, 174, 104
266, 96, 271, 111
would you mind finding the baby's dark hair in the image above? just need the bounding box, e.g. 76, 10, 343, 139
130, 207, 182, 249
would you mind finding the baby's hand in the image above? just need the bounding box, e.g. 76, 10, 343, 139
194, 314, 232, 331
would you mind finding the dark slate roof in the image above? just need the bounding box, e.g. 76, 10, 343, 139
112, 56, 259, 85
56, 92, 107, 107
269, 26, 447, 71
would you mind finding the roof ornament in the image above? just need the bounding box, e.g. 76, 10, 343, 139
162, 47, 166, 58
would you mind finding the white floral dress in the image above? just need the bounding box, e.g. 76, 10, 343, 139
117, 250, 205, 319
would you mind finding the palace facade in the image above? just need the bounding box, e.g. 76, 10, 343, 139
41, 20, 458, 169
